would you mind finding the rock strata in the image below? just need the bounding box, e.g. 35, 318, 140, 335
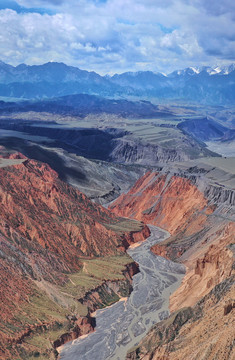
0, 149, 148, 359
109, 168, 235, 360
127, 276, 235, 360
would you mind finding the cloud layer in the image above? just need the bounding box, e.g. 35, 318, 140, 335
0, 0, 234, 74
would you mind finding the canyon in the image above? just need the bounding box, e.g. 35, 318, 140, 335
1, 0, 235, 357
53, 155, 235, 360
59, 226, 185, 360
109, 160, 235, 359
0, 99, 234, 360
0, 147, 149, 359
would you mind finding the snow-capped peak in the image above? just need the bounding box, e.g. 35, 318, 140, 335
189, 67, 200, 74
207, 64, 235, 75
175, 67, 200, 76
207, 66, 221, 75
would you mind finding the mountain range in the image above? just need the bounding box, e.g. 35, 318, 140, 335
0, 56, 234, 360
0, 93, 171, 118
0, 61, 235, 104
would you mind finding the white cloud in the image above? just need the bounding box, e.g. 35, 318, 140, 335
0, 0, 234, 74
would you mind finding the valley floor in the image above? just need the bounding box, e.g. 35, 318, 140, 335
59, 226, 185, 360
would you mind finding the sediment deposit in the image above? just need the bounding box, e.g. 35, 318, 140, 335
110, 164, 235, 359
1, 145, 234, 360
59, 226, 185, 360
0, 150, 148, 359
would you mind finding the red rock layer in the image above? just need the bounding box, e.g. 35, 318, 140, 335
170, 221, 235, 311
110, 170, 235, 308
109, 171, 210, 237
127, 278, 235, 360
119, 171, 235, 360
0, 157, 147, 266
0, 153, 148, 357
53, 316, 94, 349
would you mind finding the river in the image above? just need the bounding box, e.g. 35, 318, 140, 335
59, 225, 185, 360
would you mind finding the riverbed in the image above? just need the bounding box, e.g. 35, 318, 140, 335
59, 225, 185, 360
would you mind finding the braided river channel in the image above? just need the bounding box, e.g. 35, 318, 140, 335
59, 225, 185, 360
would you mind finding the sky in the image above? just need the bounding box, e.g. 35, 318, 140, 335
0, 0, 235, 74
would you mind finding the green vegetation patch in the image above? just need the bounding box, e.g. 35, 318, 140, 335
105, 218, 144, 234
4, 253, 133, 359
61, 254, 133, 299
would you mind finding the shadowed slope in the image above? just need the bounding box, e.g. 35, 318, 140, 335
0, 150, 149, 359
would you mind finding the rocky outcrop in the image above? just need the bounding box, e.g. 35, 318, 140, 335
110, 171, 235, 304
127, 276, 235, 360
52, 261, 139, 351
170, 221, 235, 311
203, 183, 235, 206
0, 115, 215, 171
110, 170, 235, 258
187, 173, 235, 206
120, 225, 150, 249
109, 171, 211, 238
110, 169, 235, 360
0, 150, 149, 359
53, 316, 95, 349
0, 153, 147, 264
78, 262, 139, 313
224, 300, 235, 315
109, 138, 190, 164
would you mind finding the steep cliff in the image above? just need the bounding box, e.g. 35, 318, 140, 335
109, 171, 212, 240
0, 150, 149, 359
0, 152, 149, 262
127, 275, 235, 360
0, 113, 216, 171
170, 221, 235, 311
110, 164, 235, 257
109, 138, 194, 164
109, 164, 235, 359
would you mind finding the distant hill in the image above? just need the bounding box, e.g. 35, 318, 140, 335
0, 61, 235, 104
0, 93, 172, 118
177, 117, 231, 141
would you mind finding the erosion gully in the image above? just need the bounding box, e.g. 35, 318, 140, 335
59, 225, 185, 360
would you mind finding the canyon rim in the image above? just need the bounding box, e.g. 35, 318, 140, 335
0, 0, 235, 359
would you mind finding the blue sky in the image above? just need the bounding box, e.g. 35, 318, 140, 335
0, 0, 234, 74
0, 0, 54, 14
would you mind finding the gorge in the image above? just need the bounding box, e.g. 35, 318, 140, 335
59, 226, 185, 360
0, 0, 235, 356
0, 94, 234, 360
0, 135, 234, 359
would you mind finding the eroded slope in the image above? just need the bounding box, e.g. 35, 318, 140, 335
0, 149, 149, 359
109, 163, 235, 359
127, 275, 235, 360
